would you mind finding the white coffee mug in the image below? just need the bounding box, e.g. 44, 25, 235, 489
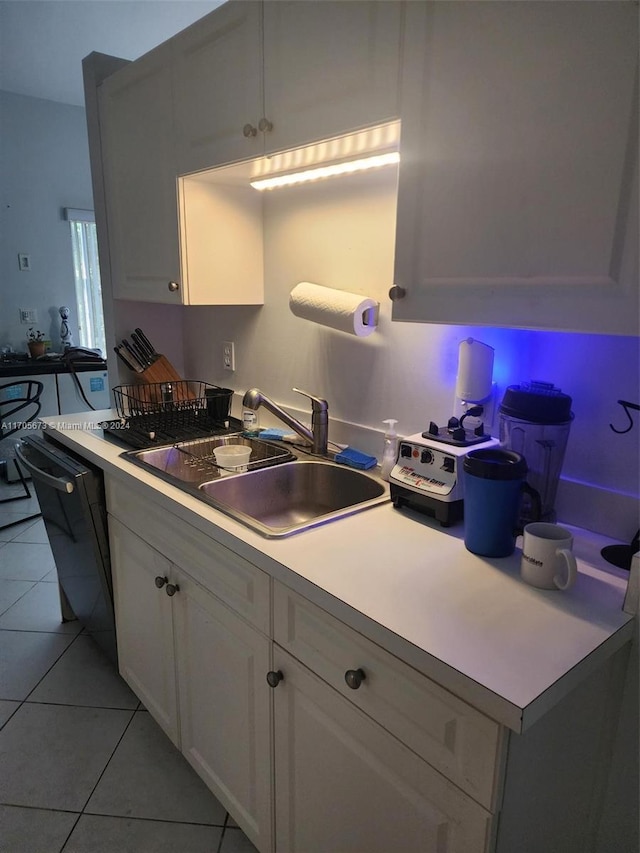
521, 522, 578, 590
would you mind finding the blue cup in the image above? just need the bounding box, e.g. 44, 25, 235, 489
463, 449, 541, 557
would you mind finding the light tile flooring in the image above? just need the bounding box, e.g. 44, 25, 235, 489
0, 479, 258, 853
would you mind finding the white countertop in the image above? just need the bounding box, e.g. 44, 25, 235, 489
40, 412, 634, 732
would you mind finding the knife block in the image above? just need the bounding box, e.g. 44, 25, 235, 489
136, 355, 195, 401
137, 355, 182, 385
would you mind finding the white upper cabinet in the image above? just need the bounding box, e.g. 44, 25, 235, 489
100, 24, 264, 306
392, 1, 639, 335
173, 1, 264, 174
261, 0, 402, 156
100, 43, 183, 304
173, 0, 403, 174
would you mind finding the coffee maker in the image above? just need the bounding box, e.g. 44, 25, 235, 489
498, 382, 573, 523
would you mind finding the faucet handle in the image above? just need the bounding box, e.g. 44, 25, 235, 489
292, 388, 328, 412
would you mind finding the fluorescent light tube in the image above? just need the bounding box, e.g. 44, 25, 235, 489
250, 152, 400, 191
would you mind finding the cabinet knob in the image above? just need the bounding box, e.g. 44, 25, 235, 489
344, 668, 366, 690
165, 583, 180, 597
266, 670, 283, 688
243, 123, 258, 138
258, 117, 273, 133
154, 576, 167, 589
168, 281, 180, 293
388, 285, 406, 301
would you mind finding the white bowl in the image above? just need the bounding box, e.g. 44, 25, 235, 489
213, 445, 252, 473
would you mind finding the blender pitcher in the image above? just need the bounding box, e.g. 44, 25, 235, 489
498, 382, 573, 523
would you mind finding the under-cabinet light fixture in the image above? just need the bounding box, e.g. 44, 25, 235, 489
250, 151, 400, 191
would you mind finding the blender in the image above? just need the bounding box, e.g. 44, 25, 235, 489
498, 382, 573, 523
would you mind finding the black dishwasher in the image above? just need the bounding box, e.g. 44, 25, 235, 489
16, 434, 117, 666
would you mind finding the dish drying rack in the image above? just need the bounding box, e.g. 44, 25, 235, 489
162, 435, 296, 479
101, 381, 238, 449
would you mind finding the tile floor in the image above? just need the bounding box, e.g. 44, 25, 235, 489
0, 478, 258, 853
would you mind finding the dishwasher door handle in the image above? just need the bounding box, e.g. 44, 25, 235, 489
15, 444, 75, 494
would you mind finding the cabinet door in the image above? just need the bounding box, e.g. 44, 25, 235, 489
108, 517, 179, 744
173, 0, 263, 174
100, 44, 182, 304
105, 476, 272, 634
263, 0, 402, 155
273, 650, 492, 853
393, 1, 638, 335
173, 574, 272, 853
274, 583, 504, 811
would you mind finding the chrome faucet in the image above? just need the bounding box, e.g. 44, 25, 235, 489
242, 388, 329, 456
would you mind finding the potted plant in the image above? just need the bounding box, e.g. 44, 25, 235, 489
27, 328, 46, 359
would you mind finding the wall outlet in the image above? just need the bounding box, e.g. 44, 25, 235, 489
222, 341, 235, 371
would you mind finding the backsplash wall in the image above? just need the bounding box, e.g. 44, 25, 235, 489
183, 167, 639, 541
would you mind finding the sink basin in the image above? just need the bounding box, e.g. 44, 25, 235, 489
199, 460, 389, 537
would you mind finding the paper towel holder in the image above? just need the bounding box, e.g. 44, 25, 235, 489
289, 282, 380, 336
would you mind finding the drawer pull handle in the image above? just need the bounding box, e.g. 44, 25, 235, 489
266, 670, 283, 688
168, 281, 180, 293
165, 583, 180, 597
258, 117, 273, 133
243, 123, 258, 138
345, 668, 366, 690
154, 576, 168, 589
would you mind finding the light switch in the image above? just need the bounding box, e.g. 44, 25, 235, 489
19, 308, 37, 324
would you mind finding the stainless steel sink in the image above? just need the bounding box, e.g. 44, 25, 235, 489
123, 436, 389, 537
199, 460, 389, 537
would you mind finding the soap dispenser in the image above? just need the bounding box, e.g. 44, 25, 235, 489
380, 419, 399, 481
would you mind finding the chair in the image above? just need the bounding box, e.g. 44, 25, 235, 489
0, 379, 44, 531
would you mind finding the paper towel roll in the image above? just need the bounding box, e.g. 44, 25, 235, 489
289, 282, 379, 337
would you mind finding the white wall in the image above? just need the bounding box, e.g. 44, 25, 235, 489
182, 167, 639, 542
0, 91, 92, 352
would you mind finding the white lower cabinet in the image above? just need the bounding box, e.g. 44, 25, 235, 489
109, 516, 178, 743
107, 479, 625, 853
271, 648, 492, 853
173, 573, 272, 850
108, 490, 498, 853
108, 515, 272, 852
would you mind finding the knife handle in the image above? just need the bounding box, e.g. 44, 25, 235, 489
134, 328, 157, 358
114, 346, 140, 372
121, 339, 145, 370
130, 332, 153, 364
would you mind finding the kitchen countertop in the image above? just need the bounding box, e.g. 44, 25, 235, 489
40, 410, 635, 733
